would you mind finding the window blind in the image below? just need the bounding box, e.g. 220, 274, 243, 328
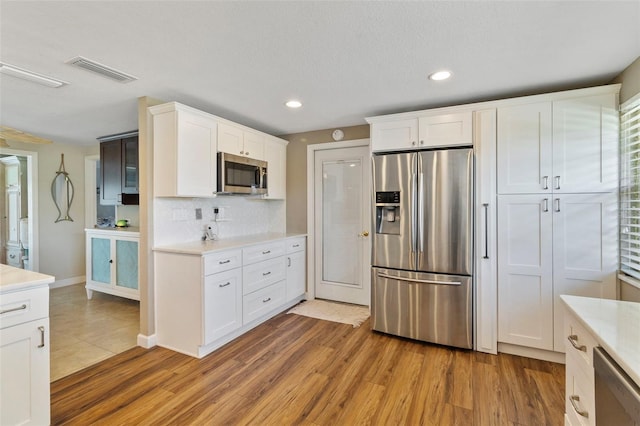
620, 93, 640, 279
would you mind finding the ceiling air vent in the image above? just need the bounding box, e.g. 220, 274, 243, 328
65, 56, 138, 83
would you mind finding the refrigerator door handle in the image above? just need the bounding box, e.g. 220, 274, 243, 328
418, 172, 425, 253
376, 272, 462, 286
410, 152, 418, 260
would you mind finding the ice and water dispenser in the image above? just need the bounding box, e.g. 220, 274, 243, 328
375, 191, 400, 235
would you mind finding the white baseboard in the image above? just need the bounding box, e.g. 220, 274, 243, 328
49, 275, 85, 289
498, 342, 566, 364
138, 333, 157, 349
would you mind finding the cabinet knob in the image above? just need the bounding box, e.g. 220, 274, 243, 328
240, 151, 244, 155
420, 140, 424, 145
109, 259, 113, 264
245, 151, 250, 156
411, 141, 416, 146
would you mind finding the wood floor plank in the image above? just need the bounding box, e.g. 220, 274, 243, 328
50, 314, 566, 426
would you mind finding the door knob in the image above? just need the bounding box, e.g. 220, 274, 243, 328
360, 231, 369, 237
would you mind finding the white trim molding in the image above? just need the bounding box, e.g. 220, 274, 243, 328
49, 275, 85, 289
137, 333, 157, 349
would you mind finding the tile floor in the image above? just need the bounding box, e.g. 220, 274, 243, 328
49, 283, 139, 381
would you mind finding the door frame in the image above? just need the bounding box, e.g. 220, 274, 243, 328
0, 147, 39, 271
306, 138, 371, 302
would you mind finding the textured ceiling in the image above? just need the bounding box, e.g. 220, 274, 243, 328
1, 1, 639, 146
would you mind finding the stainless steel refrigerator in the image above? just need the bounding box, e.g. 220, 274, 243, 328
371, 148, 473, 349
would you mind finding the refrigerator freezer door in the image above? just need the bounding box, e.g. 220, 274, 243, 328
417, 149, 473, 275
371, 267, 472, 349
372, 153, 416, 271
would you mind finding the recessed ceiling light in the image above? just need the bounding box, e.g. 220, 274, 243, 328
0, 62, 69, 88
285, 100, 302, 108
429, 70, 452, 81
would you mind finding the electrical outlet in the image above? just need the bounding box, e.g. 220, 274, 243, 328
195, 208, 202, 220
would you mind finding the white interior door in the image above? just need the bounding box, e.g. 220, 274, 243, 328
314, 145, 371, 305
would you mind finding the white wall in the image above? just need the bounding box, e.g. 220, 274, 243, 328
153, 197, 285, 247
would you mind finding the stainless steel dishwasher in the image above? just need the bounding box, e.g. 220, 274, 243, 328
593, 346, 640, 425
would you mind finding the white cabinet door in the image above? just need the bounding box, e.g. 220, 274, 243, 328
497, 194, 554, 350
218, 123, 265, 160
474, 109, 498, 354
243, 130, 265, 160
204, 268, 242, 344
552, 94, 618, 194
176, 110, 218, 197
217, 122, 244, 156
263, 137, 287, 199
0, 318, 50, 426
497, 102, 553, 194
552, 193, 617, 351
418, 111, 472, 148
286, 250, 306, 300
152, 104, 218, 197
370, 118, 418, 152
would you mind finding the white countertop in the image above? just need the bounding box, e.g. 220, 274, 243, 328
153, 232, 307, 255
0, 264, 55, 293
86, 226, 140, 236
561, 295, 640, 386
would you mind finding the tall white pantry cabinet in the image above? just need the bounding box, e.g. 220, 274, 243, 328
496, 89, 619, 356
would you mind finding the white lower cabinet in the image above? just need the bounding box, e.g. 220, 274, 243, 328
155, 235, 307, 358
0, 283, 51, 426
564, 310, 597, 425
204, 268, 242, 344
286, 237, 306, 300
497, 193, 616, 353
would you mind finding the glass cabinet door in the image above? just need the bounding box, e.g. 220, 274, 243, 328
115, 239, 138, 290
91, 237, 111, 284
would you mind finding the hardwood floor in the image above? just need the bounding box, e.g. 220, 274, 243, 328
51, 312, 565, 425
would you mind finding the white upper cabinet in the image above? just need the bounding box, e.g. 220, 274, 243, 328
369, 111, 472, 152
552, 93, 618, 194
497, 92, 618, 194
151, 103, 218, 197
497, 102, 553, 194
218, 122, 265, 160
263, 137, 288, 200
370, 118, 418, 151
418, 111, 473, 148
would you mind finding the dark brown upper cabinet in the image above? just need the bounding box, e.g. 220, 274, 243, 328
98, 131, 139, 205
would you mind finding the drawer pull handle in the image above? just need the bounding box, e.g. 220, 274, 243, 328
567, 335, 586, 352
262, 271, 271, 276
262, 297, 271, 303
219, 282, 231, 288
262, 250, 271, 255
569, 395, 588, 418
292, 244, 300, 248
38, 326, 45, 348
288, 257, 292, 267
1, 304, 27, 315
218, 259, 231, 265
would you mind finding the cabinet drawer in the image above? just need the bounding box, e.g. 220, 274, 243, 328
243, 257, 286, 295
0, 287, 49, 330
565, 351, 595, 426
243, 281, 285, 324
285, 237, 305, 254
243, 241, 285, 265
203, 249, 242, 276
564, 314, 598, 368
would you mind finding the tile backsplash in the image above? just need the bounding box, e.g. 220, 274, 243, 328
154, 196, 285, 246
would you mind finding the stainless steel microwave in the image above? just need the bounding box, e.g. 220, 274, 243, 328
217, 152, 268, 195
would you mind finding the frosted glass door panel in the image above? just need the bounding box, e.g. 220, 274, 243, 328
91, 237, 111, 284
115, 240, 138, 290
322, 160, 362, 286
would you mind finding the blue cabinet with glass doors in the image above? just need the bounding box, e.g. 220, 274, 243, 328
85, 228, 140, 301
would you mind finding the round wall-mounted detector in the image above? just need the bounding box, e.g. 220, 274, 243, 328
332, 129, 344, 141
429, 70, 451, 81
